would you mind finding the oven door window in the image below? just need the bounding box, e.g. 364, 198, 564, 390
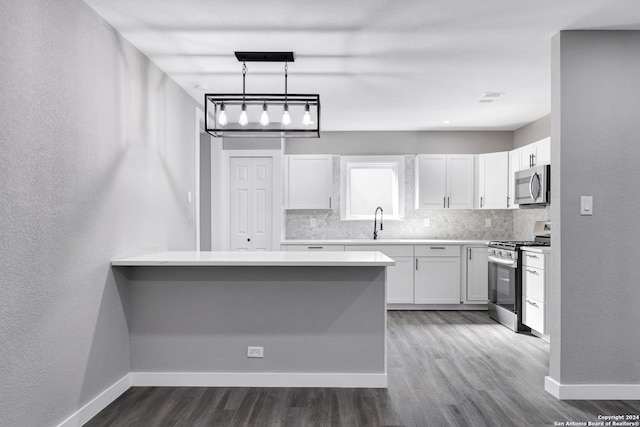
489, 261, 516, 312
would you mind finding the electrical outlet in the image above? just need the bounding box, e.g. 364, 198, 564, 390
485, 218, 492, 227
247, 346, 264, 358
187, 191, 192, 204
423, 218, 431, 227
310, 218, 317, 227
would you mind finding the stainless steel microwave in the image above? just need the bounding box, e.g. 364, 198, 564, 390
514, 165, 550, 207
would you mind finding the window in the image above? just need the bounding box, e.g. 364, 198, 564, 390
340, 156, 405, 220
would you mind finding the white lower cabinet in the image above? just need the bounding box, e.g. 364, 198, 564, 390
345, 245, 414, 304
284, 242, 484, 308
414, 255, 461, 304
465, 246, 488, 303
384, 257, 415, 303
522, 249, 549, 334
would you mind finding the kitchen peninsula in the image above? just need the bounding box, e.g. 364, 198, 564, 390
111, 251, 394, 388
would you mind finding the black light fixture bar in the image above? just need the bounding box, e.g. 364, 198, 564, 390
234, 51, 295, 63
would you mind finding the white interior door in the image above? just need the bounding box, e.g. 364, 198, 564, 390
250, 158, 272, 251
230, 157, 272, 251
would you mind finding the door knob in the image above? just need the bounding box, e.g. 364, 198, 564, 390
247, 238, 251, 242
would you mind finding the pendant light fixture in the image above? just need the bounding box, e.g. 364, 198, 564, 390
204, 52, 320, 138
281, 61, 291, 126
260, 102, 270, 126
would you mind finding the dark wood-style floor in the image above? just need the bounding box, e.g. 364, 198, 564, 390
86, 311, 640, 426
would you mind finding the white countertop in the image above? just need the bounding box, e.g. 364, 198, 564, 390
111, 251, 396, 267
281, 239, 490, 246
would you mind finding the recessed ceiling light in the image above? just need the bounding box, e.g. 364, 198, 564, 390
478, 92, 505, 103
443, 120, 451, 124
194, 83, 209, 90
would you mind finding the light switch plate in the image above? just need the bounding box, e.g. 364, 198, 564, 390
310, 218, 317, 227
423, 218, 431, 227
485, 218, 492, 227
581, 196, 593, 215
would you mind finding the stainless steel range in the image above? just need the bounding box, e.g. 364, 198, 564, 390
488, 221, 550, 332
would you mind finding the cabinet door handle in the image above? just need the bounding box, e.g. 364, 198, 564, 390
527, 299, 539, 308
480, 196, 484, 208
443, 197, 446, 208
526, 268, 539, 275
447, 196, 450, 208
329, 196, 332, 209
430, 246, 446, 249
469, 249, 472, 260
307, 246, 324, 250
507, 196, 510, 207
415, 259, 418, 270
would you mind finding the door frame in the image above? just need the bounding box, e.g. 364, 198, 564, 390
217, 149, 282, 251
194, 107, 204, 251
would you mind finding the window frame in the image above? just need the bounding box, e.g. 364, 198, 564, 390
340, 156, 405, 221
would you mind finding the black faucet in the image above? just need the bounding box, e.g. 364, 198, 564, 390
373, 207, 383, 240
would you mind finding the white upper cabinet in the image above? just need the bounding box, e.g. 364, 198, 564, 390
520, 137, 551, 169
507, 148, 521, 209
477, 151, 509, 209
534, 137, 551, 166
284, 155, 333, 209
415, 155, 474, 210
447, 155, 475, 209
415, 155, 447, 209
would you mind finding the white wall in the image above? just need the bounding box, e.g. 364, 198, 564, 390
549, 30, 640, 389
0, 0, 198, 425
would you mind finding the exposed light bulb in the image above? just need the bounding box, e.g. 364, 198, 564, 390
239, 103, 248, 127
282, 104, 291, 126
260, 102, 270, 126
302, 103, 312, 126
217, 103, 227, 127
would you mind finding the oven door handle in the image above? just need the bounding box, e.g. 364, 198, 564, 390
488, 255, 517, 267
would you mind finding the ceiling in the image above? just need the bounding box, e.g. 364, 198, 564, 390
82, 0, 640, 132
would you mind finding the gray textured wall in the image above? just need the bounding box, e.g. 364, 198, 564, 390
124, 266, 386, 373
0, 1, 197, 425
513, 115, 550, 149
549, 31, 640, 385
285, 131, 513, 155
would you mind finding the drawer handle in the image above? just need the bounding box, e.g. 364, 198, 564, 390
526, 299, 539, 308
430, 246, 446, 249
307, 246, 324, 250
526, 254, 539, 258
526, 269, 539, 275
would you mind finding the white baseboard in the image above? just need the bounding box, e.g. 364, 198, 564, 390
387, 304, 486, 310
56, 373, 132, 427
130, 371, 388, 388
545, 376, 640, 400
